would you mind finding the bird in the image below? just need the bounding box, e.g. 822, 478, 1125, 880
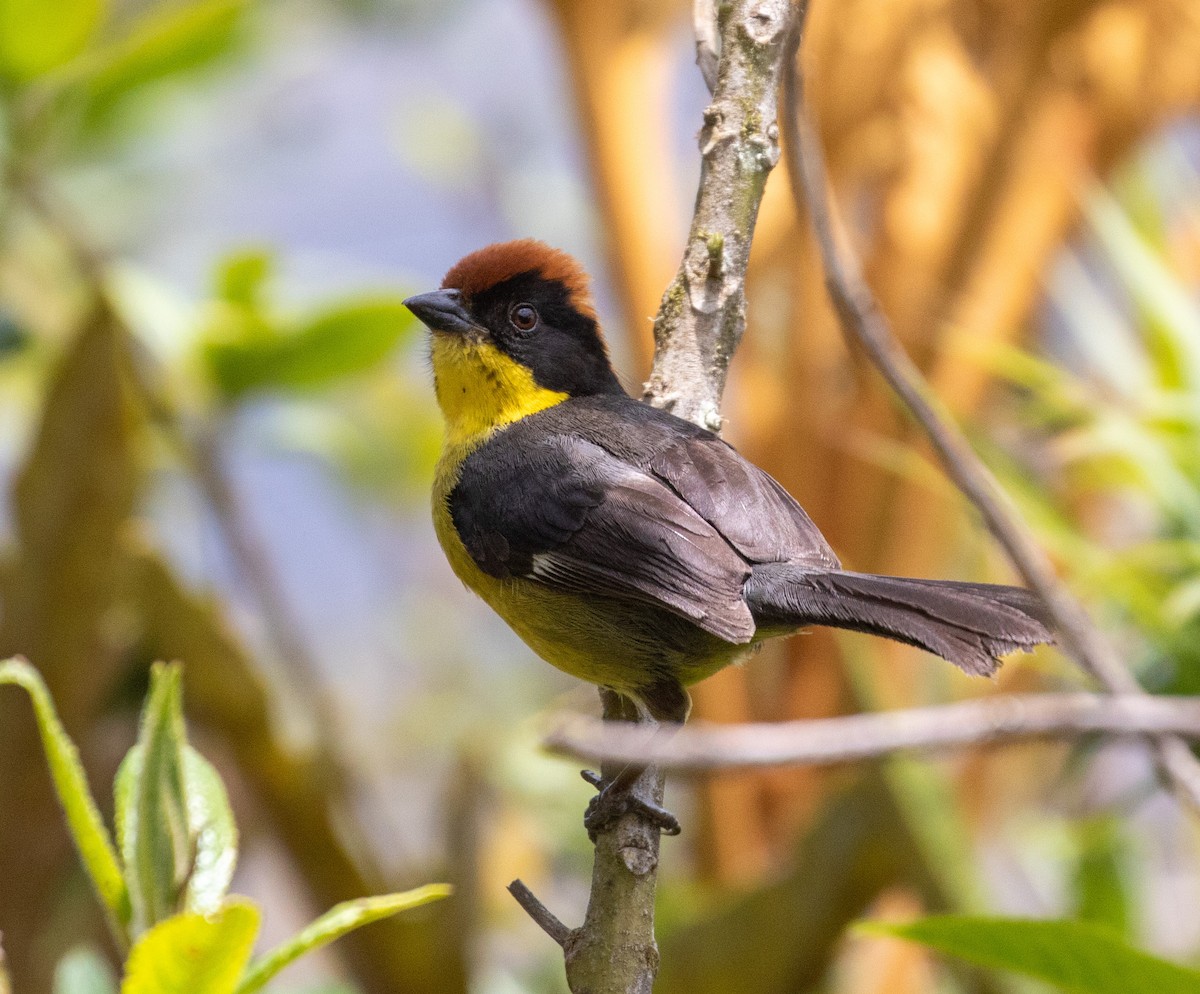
404, 239, 1054, 831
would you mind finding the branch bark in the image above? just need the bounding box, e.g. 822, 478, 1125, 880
547, 694, 1200, 773
779, 50, 1200, 808
643, 0, 801, 430
563, 691, 667, 994
508, 880, 570, 948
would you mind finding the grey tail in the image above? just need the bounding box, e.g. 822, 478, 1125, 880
745, 565, 1055, 676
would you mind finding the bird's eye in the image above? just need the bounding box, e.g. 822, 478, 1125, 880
509, 303, 539, 332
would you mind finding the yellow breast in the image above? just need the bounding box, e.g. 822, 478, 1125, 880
428, 329, 571, 643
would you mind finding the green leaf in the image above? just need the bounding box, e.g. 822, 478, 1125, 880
118, 743, 238, 917
0, 0, 104, 80
1085, 188, 1200, 392
0, 659, 129, 938
63, 0, 247, 131
215, 250, 273, 310
121, 663, 192, 935
1073, 820, 1131, 936
54, 947, 118, 994
203, 298, 417, 401
862, 916, 1200, 994
235, 885, 452, 994
181, 746, 238, 915
120, 899, 260, 994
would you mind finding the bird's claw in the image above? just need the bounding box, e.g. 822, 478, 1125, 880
581, 770, 681, 842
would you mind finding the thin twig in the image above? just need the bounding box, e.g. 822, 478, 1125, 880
547, 693, 1200, 773
508, 880, 571, 948
778, 40, 1200, 808
187, 422, 341, 740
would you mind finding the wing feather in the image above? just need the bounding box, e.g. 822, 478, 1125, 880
450, 433, 755, 643
647, 436, 839, 568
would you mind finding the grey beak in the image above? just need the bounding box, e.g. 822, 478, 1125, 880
403, 288, 476, 335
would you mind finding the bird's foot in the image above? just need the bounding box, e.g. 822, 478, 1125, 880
581, 769, 681, 843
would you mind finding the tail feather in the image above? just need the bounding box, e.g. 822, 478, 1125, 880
746, 565, 1054, 676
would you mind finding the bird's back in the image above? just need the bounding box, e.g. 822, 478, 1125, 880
476, 392, 841, 571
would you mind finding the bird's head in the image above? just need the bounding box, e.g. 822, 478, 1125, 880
404, 240, 624, 444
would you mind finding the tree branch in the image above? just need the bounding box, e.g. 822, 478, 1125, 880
643, 0, 801, 430
692, 0, 721, 94
547, 693, 1200, 773
778, 43, 1200, 808
563, 1, 804, 986
561, 691, 666, 994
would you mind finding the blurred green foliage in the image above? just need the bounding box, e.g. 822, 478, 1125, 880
987, 181, 1200, 696
0, 659, 450, 993
0, 2, 454, 991
864, 916, 1200, 994
1072, 818, 1132, 936
0, 0, 103, 80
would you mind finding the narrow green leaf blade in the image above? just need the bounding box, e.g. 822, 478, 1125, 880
0, 0, 104, 79
120, 900, 260, 994
182, 746, 238, 915
235, 885, 452, 994
118, 743, 238, 916
0, 659, 129, 934
123, 663, 192, 934
204, 298, 416, 401
863, 915, 1200, 994
1085, 188, 1200, 391
113, 745, 138, 863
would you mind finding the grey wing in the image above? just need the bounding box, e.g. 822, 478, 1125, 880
647, 435, 840, 568
450, 434, 756, 643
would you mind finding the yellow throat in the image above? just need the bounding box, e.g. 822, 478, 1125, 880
431, 334, 568, 451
